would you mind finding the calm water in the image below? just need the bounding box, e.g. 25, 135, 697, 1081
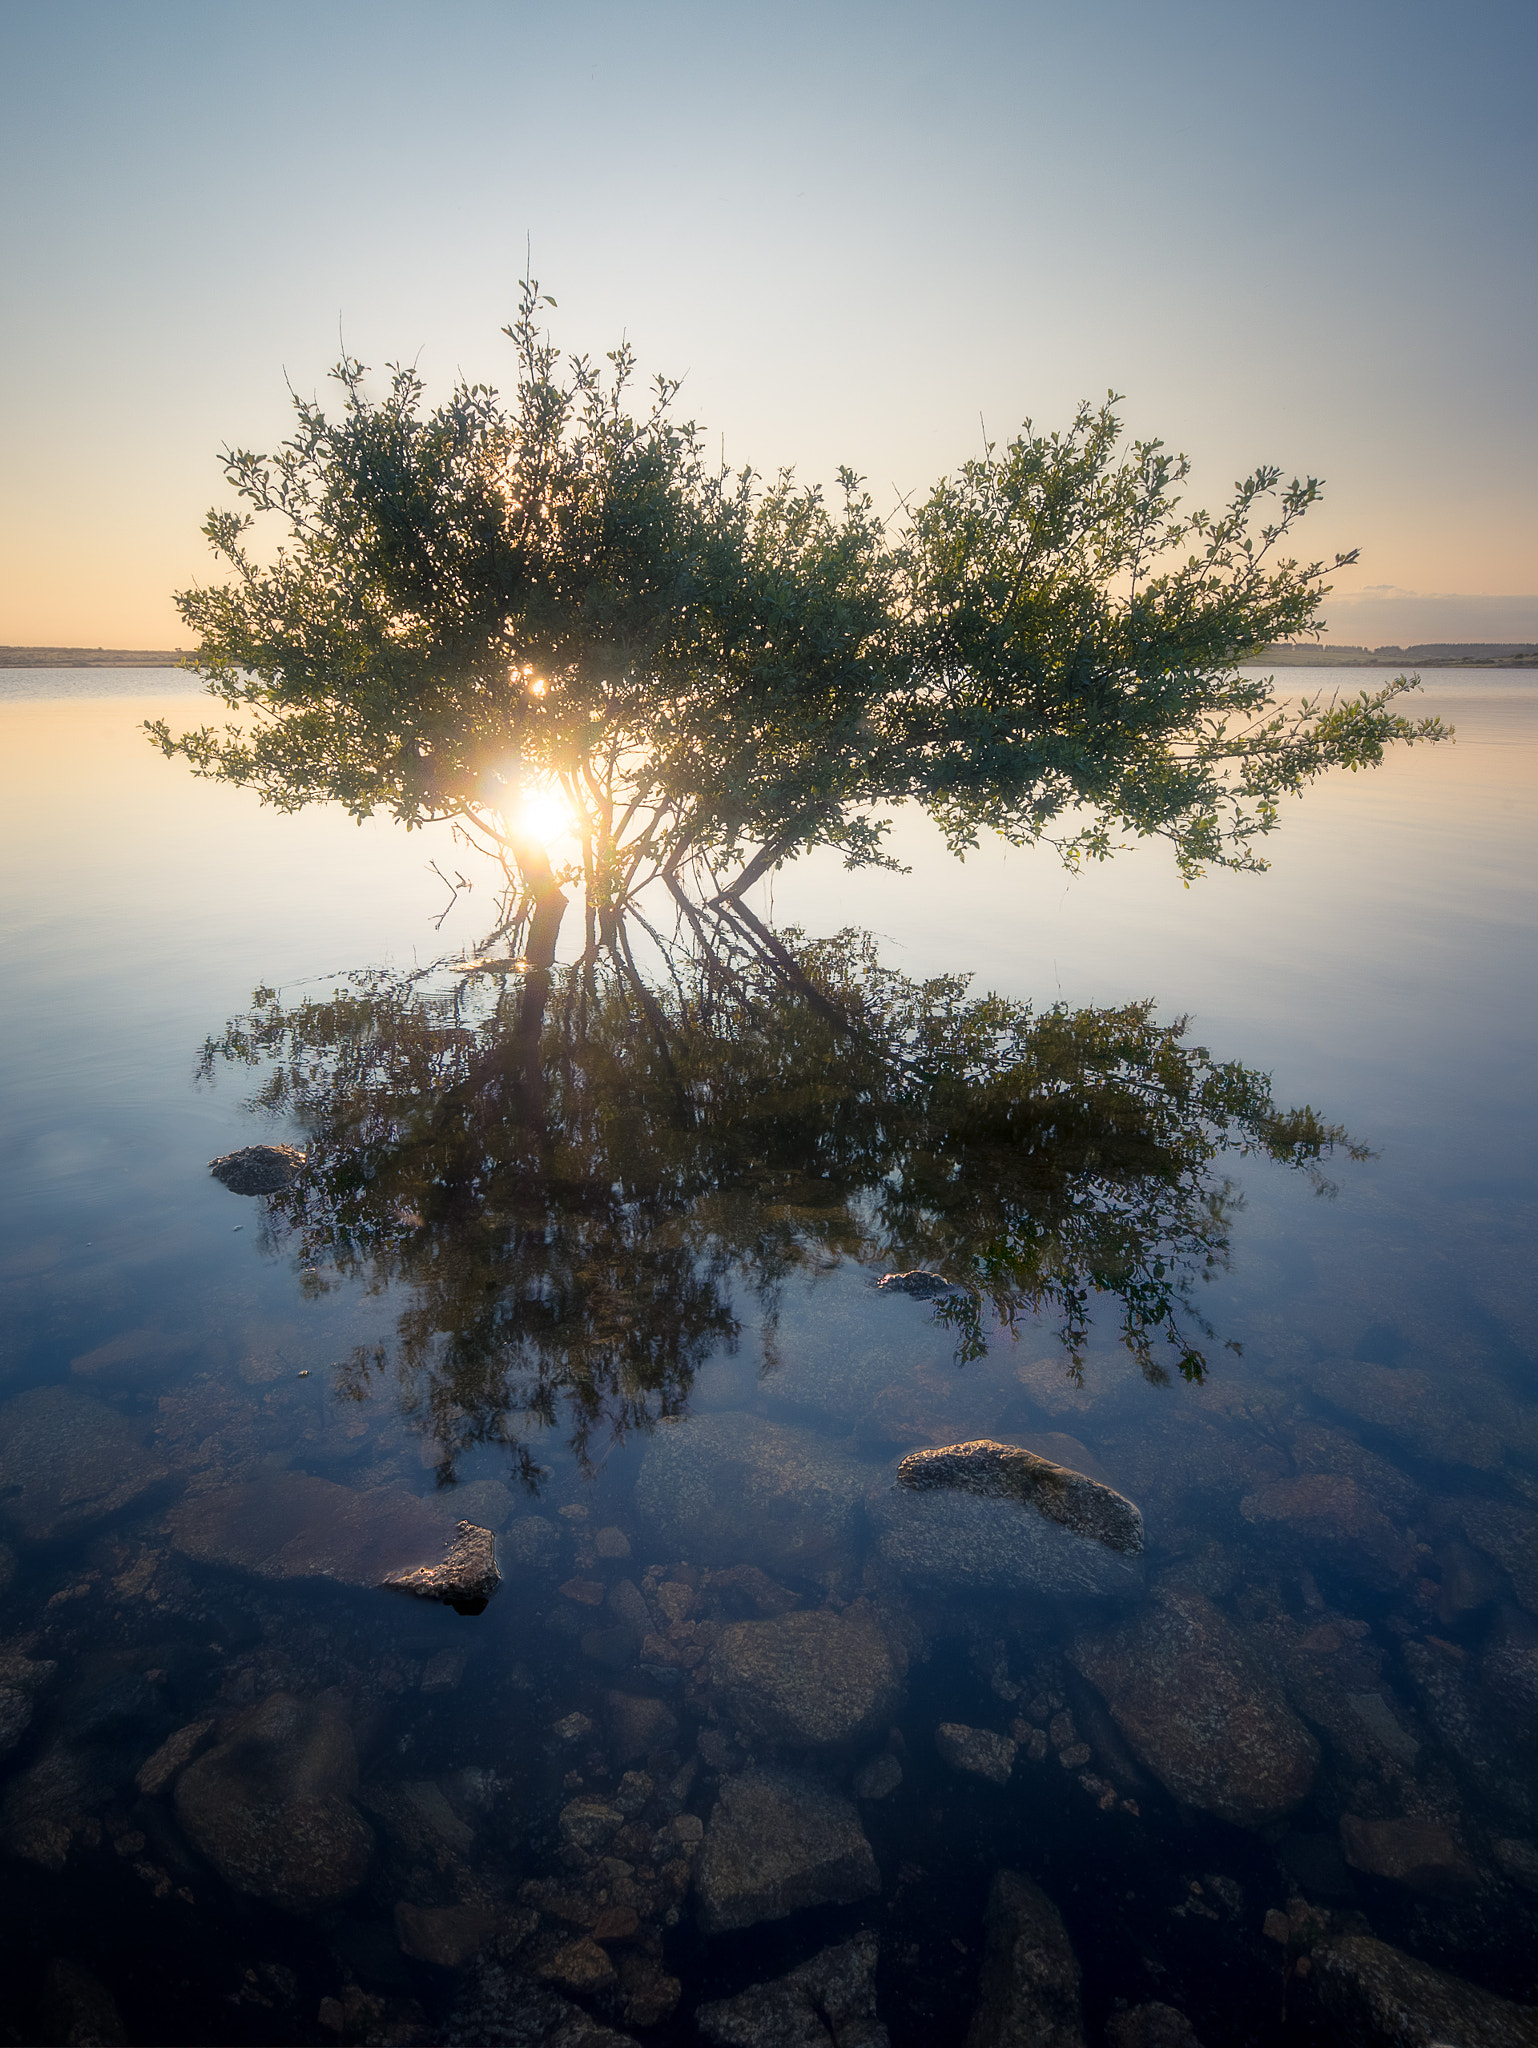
0, 669, 1535, 2045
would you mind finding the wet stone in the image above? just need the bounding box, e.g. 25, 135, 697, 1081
635, 1411, 868, 1577
502, 1515, 562, 1573
381, 1520, 500, 1614
1310, 1932, 1538, 2047
936, 1722, 1017, 1785
174, 1691, 374, 1913
876, 1270, 965, 1301
694, 1766, 880, 1933
869, 1440, 1144, 1600
968, 1868, 1086, 2048
696, 1931, 888, 2047
208, 1143, 306, 1194
135, 1716, 215, 1796
1069, 1586, 1319, 1827
1239, 1474, 1419, 1584
1338, 1814, 1478, 1897
606, 1691, 678, 1764
1106, 2006, 1204, 2048
41, 1958, 129, 2048
394, 1901, 498, 1969
854, 1753, 903, 1801
168, 1469, 456, 1591
711, 1605, 904, 1752
1460, 1498, 1538, 1614
0, 1384, 169, 1542
444, 1959, 638, 2047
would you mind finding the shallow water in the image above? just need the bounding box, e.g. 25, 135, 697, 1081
0, 669, 1535, 2045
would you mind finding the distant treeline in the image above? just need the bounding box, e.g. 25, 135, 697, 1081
0, 646, 194, 668
1263, 642, 1538, 667
4, 640, 1535, 672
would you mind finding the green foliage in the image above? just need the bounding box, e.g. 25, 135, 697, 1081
202, 938, 1360, 1476
151, 283, 1448, 923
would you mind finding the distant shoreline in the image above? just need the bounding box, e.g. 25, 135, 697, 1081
3, 642, 1536, 672
0, 646, 194, 668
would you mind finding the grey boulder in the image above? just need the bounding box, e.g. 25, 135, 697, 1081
711, 1605, 903, 1752
695, 1766, 879, 1933
967, 1869, 1085, 2048
174, 1691, 374, 1912
1069, 1586, 1318, 1827
869, 1440, 1143, 1600
636, 1411, 869, 1577
696, 1933, 888, 2047
209, 1143, 306, 1194
0, 1385, 169, 1542
1310, 1932, 1538, 2047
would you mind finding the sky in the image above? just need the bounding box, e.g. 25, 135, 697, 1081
1, 0, 1534, 649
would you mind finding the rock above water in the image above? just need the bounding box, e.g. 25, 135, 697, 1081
168, 1469, 456, 1589
877, 1271, 966, 1301
967, 1869, 1086, 2048
695, 1766, 880, 1934
382, 1520, 500, 1614
696, 1932, 888, 2047
1069, 1587, 1319, 1827
937, 1723, 1017, 1786
635, 1412, 869, 1577
208, 1143, 306, 1194
897, 1441, 1142, 1551
0, 1385, 169, 1542
1339, 1814, 1478, 1897
869, 1440, 1144, 1600
1310, 1932, 1538, 2047
174, 1691, 374, 1913
711, 1605, 903, 1752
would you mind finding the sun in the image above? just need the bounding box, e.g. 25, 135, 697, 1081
511, 782, 576, 848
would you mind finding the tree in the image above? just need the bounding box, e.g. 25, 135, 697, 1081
151, 281, 1448, 987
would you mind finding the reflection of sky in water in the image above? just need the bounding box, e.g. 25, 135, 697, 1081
1, 670, 1536, 2041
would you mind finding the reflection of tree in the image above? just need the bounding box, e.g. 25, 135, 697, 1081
204, 933, 1363, 1483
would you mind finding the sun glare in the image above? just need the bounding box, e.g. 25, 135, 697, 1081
511, 783, 576, 848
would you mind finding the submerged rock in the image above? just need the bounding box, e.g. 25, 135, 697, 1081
695, 1766, 880, 1933
696, 1932, 887, 2046
636, 1411, 869, 1577
1106, 2006, 1204, 2048
40, 1959, 128, 2048
1339, 1814, 1478, 1897
174, 1691, 373, 1913
0, 1385, 169, 1543
1310, 1932, 1538, 2047
381, 1520, 500, 1614
208, 1143, 305, 1194
869, 1440, 1144, 1600
135, 1716, 215, 1796
395, 1900, 498, 1969
168, 1469, 456, 1589
1239, 1474, 1418, 1584
936, 1723, 1017, 1785
444, 1958, 638, 2046
0, 1644, 57, 1760
711, 1605, 903, 1752
967, 1869, 1085, 2048
1069, 1587, 1318, 1827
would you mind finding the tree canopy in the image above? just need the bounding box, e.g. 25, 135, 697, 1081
152, 281, 1447, 973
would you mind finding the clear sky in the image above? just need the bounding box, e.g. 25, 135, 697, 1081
2, 0, 1534, 648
